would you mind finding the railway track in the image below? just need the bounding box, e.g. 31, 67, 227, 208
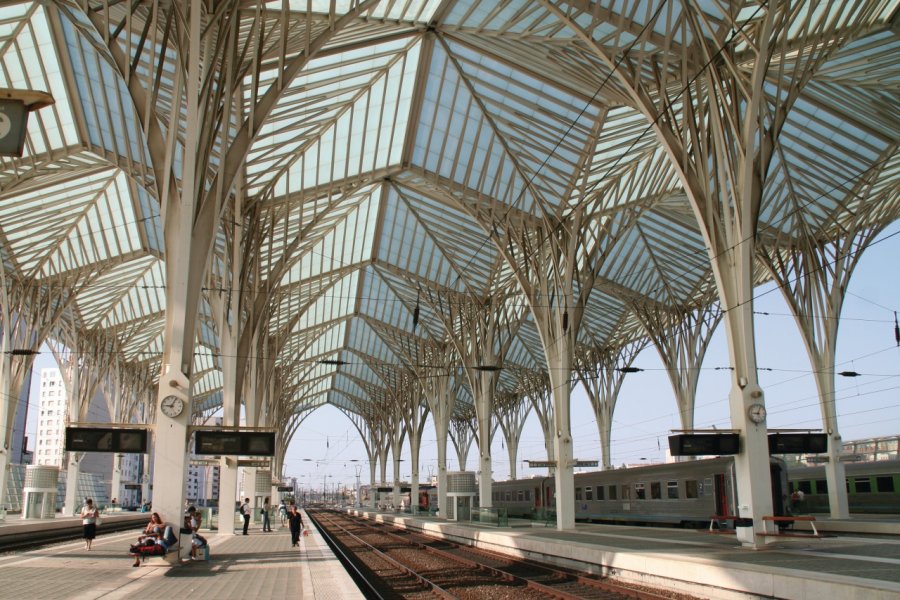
0, 514, 148, 554
309, 509, 697, 600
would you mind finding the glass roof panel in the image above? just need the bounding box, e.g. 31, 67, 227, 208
412, 42, 539, 214
248, 38, 420, 198
59, 14, 152, 170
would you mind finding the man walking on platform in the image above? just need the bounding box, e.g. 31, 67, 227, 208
240, 498, 251, 535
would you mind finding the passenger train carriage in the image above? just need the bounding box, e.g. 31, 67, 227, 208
787, 459, 900, 514
492, 457, 790, 528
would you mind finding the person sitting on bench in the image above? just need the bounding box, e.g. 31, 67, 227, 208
130, 524, 177, 567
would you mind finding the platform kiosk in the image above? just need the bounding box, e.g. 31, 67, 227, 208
22, 465, 59, 519
445, 471, 477, 521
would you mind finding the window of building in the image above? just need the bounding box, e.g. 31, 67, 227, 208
651, 482, 661, 499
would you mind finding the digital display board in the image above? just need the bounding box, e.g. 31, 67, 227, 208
668, 433, 740, 456
194, 430, 276, 456
768, 433, 828, 454
65, 427, 149, 453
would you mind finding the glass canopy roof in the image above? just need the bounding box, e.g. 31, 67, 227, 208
0, 0, 897, 431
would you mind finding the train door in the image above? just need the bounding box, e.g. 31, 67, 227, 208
713, 473, 729, 516
770, 459, 789, 517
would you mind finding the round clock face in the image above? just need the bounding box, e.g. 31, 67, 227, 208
160, 395, 184, 418
748, 402, 767, 424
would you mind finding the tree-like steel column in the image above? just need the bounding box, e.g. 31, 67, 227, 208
492, 390, 530, 481
633, 303, 722, 435
574, 340, 647, 470
759, 214, 899, 519
417, 342, 458, 519
51, 332, 113, 515
449, 405, 476, 472
517, 369, 555, 474
425, 290, 519, 509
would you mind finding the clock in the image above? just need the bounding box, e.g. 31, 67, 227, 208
747, 402, 767, 424
160, 395, 185, 418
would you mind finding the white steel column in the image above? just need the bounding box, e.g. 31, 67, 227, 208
151, 0, 203, 543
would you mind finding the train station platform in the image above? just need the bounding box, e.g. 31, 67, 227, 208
352, 508, 900, 600
0, 510, 362, 600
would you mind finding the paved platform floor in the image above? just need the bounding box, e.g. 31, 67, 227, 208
0, 511, 363, 600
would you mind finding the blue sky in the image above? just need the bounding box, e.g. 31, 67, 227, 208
27, 221, 899, 492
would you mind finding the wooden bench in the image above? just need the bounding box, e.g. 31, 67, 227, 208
757, 515, 823, 538
708, 515, 741, 533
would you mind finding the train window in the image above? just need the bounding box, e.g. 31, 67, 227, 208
816, 479, 827, 494
651, 482, 661, 499
667, 480, 679, 499
526, 490, 532, 501
517, 490, 525, 502
621, 485, 631, 500
855, 478, 872, 493
608, 485, 617, 500
504, 491, 512, 502
575, 487, 582, 501
597, 486, 605, 500
876, 476, 894, 493
797, 480, 813, 494
685, 480, 698, 499
585, 486, 593, 501
634, 483, 646, 500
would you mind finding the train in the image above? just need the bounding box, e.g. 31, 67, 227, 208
787, 459, 900, 514
490, 457, 900, 527
491, 456, 790, 528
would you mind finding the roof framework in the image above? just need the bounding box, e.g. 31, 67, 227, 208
0, 0, 898, 457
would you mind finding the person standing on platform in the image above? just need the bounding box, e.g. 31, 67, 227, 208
240, 498, 251, 535
80, 498, 100, 550
288, 505, 304, 547
278, 500, 287, 526
261, 497, 272, 532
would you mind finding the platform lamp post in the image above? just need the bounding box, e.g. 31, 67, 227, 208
354, 462, 363, 508
0, 89, 54, 157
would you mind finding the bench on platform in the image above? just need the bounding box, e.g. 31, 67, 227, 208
133, 526, 182, 566
707, 515, 740, 533
757, 515, 823, 538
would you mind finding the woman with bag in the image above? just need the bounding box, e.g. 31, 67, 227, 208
80, 498, 100, 550
261, 497, 272, 532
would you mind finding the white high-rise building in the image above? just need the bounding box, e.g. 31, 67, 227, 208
34, 367, 144, 506
35, 368, 67, 467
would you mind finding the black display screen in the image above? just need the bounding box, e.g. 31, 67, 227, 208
668, 433, 740, 456
768, 433, 828, 454
194, 430, 276, 456
65, 427, 149, 453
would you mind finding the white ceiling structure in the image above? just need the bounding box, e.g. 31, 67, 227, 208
1, 0, 898, 462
